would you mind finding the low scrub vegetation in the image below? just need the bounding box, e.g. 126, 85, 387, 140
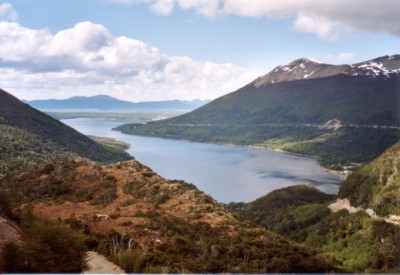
0, 208, 87, 273
339, 141, 400, 216
236, 185, 400, 273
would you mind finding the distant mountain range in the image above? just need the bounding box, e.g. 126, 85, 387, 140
25, 95, 210, 111
116, 55, 400, 169
0, 89, 132, 174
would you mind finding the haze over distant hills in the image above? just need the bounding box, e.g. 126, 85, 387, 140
116, 55, 400, 169
25, 95, 210, 111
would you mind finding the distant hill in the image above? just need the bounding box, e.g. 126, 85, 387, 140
0, 158, 334, 273
0, 89, 132, 175
25, 95, 210, 111
116, 55, 400, 169
339, 141, 400, 216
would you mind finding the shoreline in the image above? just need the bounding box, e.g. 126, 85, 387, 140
114, 128, 346, 179
249, 145, 346, 178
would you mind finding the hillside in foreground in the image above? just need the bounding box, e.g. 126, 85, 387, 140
233, 143, 400, 273
0, 89, 132, 175
339, 141, 400, 216
0, 158, 334, 273
116, 55, 400, 170
232, 184, 400, 273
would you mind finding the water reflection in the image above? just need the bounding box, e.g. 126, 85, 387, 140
62, 118, 342, 203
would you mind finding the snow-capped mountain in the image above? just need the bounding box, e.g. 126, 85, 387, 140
253, 55, 400, 87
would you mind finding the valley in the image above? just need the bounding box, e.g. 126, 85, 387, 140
1, 54, 399, 274
0, 1, 399, 273
62, 117, 342, 202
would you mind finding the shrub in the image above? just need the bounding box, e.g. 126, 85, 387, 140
120, 199, 135, 207
0, 190, 13, 217
119, 221, 133, 226
0, 242, 26, 273
23, 219, 87, 273
1, 217, 87, 273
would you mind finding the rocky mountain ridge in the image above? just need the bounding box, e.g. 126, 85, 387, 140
253, 55, 400, 87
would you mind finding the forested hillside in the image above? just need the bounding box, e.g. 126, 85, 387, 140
0, 89, 132, 175
233, 185, 400, 273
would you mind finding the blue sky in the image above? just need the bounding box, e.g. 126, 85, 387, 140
1, 0, 399, 101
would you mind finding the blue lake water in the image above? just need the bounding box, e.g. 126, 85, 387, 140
62, 118, 343, 203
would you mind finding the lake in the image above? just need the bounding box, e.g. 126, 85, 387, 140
62, 118, 342, 203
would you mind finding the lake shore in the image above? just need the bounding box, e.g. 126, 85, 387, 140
63, 117, 343, 202
115, 129, 346, 180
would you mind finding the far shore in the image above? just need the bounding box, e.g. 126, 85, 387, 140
114, 126, 348, 179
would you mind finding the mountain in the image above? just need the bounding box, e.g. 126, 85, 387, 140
25, 95, 210, 111
115, 55, 400, 169
0, 89, 132, 175
0, 158, 334, 273
252, 55, 400, 86
233, 184, 400, 273
339, 141, 400, 216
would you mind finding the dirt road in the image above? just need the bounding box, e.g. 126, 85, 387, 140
83, 251, 125, 274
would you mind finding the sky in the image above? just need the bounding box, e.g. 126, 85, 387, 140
0, 0, 399, 102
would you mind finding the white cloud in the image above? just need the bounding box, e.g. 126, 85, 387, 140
150, 0, 174, 15
223, 0, 400, 39
292, 12, 342, 41
0, 3, 18, 21
177, 0, 222, 18
0, 19, 263, 101
108, 0, 400, 40
106, 0, 146, 5
0, 22, 51, 62
47, 22, 112, 56
323, 52, 355, 64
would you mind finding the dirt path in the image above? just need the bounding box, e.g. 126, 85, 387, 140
329, 198, 400, 225
83, 251, 125, 274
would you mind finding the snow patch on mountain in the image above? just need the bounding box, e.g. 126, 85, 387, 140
252, 55, 400, 87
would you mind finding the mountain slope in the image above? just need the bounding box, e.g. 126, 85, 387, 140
0, 89, 132, 174
0, 158, 335, 273
162, 74, 400, 125
232, 185, 336, 232
26, 95, 209, 111
234, 185, 400, 273
116, 55, 400, 169
339, 141, 400, 216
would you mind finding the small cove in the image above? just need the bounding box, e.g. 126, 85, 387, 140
62, 117, 343, 203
